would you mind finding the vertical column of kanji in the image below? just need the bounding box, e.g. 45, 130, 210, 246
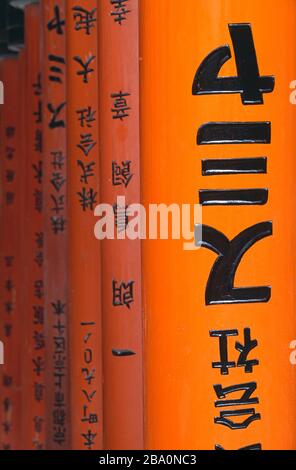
18, 46, 27, 451
66, 2, 103, 450
141, 0, 296, 450
21, 3, 46, 450
97, 0, 143, 450
42, 0, 70, 450
0, 57, 21, 450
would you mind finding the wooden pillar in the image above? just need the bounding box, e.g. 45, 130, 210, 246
42, 0, 70, 450
140, 0, 296, 450
98, 0, 143, 450
0, 55, 22, 450
20, 2, 46, 450
66, 0, 103, 450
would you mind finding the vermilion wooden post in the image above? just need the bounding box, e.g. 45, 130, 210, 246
17, 46, 27, 451
20, 2, 46, 450
140, 0, 296, 450
0, 55, 22, 450
42, 0, 70, 450
98, 0, 143, 450
66, 0, 103, 450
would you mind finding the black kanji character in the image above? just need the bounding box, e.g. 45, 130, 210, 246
33, 356, 45, 377
50, 172, 66, 192
82, 389, 97, 403
5, 146, 15, 160
48, 102, 66, 129
47, 5, 65, 35
35, 232, 44, 249
192, 23, 274, 105
51, 194, 65, 215
3, 398, 11, 413
4, 302, 13, 314
110, 0, 131, 25
5, 279, 13, 292
51, 151, 65, 170
72, 7, 97, 35
82, 429, 97, 450
76, 106, 96, 127
34, 280, 44, 299
112, 160, 133, 187
32, 161, 43, 184
112, 280, 134, 309
214, 382, 261, 430
82, 368, 96, 385
33, 73, 42, 96
84, 349, 92, 364
4, 256, 14, 267
194, 222, 272, 305
73, 55, 96, 84
34, 251, 43, 268
33, 331, 45, 351
5, 192, 14, 205
34, 189, 43, 213
35, 129, 43, 152
77, 188, 97, 211
111, 91, 130, 120
48, 55, 66, 84
3, 375, 13, 387
33, 100, 42, 124
33, 306, 44, 325
6, 127, 15, 138
210, 328, 259, 375
236, 328, 259, 373
77, 160, 95, 183
34, 382, 45, 402
34, 416, 44, 433
52, 300, 66, 316
77, 133, 97, 156
81, 406, 98, 424
5, 170, 15, 183
4, 324, 12, 338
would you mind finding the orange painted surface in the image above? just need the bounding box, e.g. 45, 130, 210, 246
98, 0, 143, 450
66, 0, 103, 450
17, 48, 27, 450
42, 0, 70, 450
21, 3, 46, 450
0, 56, 22, 450
140, 0, 296, 450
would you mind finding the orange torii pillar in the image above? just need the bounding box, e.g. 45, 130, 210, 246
98, 0, 143, 450
140, 0, 296, 450
0, 55, 22, 451
66, 1, 103, 450
20, 2, 46, 450
17, 47, 27, 451
42, 0, 70, 450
